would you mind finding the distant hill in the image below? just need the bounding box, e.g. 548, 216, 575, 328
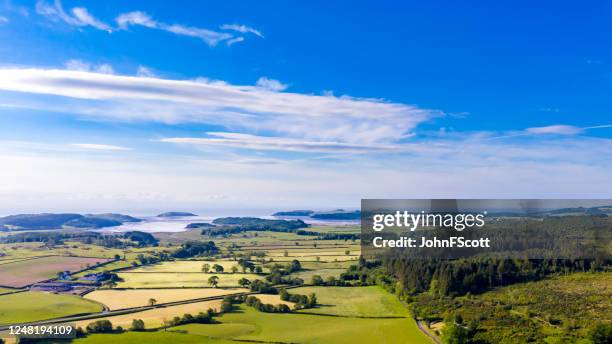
0, 213, 139, 231
211, 217, 308, 230
310, 210, 361, 220
64, 216, 122, 229
203, 217, 309, 236
88, 213, 142, 223
185, 223, 216, 229
272, 210, 314, 216
486, 206, 612, 217
0, 213, 82, 230
157, 212, 197, 217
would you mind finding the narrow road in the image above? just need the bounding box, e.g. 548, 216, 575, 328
416, 320, 442, 344
0, 285, 304, 331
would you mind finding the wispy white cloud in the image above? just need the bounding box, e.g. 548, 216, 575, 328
115, 11, 155, 29
1, 135, 610, 213
256, 76, 288, 92
0, 16, 8, 24
64, 59, 114, 74
36, 0, 111, 32
71, 143, 131, 151
161, 132, 397, 153
220, 24, 263, 38
526, 124, 584, 135
226, 37, 244, 46
33, 4, 257, 47
482, 124, 612, 141
136, 65, 156, 77
115, 11, 233, 46
0, 68, 434, 145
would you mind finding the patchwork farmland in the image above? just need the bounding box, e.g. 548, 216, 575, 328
0, 256, 110, 288
0, 220, 432, 344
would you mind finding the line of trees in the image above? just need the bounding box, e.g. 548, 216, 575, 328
279, 289, 317, 309
244, 296, 291, 313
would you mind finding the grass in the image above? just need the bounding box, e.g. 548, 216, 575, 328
129, 260, 248, 273
300, 260, 356, 270
74, 331, 235, 344
74, 300, 223, 329
0, 287, 21, 295
271, 255, 358, 262
76, 294, 288, 331
306, 225, 360, 233
268, 249, 358, 257
72, 260, 134, 278
291, 286, 410, 317
290, 268, 347, 281
115, 272, 261, 288
0, 255, 110, 287
84, 288, 248, 310
0, 291, 103, 325
176, 305, 430, 344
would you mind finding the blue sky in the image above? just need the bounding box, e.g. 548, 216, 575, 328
0, 0, 610, 214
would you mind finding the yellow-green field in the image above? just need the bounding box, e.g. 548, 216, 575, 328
75, 299, 223, 329
72, 260, 134, 278
270, 255, 358, 262
74, 331, 234, 344
289, 268, 347, 281
0, 291, 103, 325
115, 272, 262, 288
75, 302, 428, 344
0, 287, 21, 295
85, 288, 248, 310
292, 286, 410, 317
129, 260, 251, 273
176, 305, 429, 344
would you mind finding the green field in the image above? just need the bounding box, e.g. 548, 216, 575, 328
85, 288, 247, 310
77, 305, 431, 344
129, 260, 250, 273
290, 268, 347, 281
299, 260, 356, 270
74, 331, 235, 344
116, 272, 262, 288
72, 260, 134, 278
173, 305, 429, 343
292, 286, 410, 317
0, 287, 21, 295
0, 291, 103, 325
306, 225, 360, 233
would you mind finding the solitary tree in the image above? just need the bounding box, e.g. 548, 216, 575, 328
208, 275, 219, 288
345, 250, 350, 255
148, 298, 157, 306
213, 264, 224, 273
231, 265, 239, 273
202, 263, 210, 273
130, 319, 145, 331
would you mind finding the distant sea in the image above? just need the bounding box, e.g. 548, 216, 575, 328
99, 215, 359, 233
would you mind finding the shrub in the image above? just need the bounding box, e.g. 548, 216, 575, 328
86, 320, 113, 333
130, 319, 145, 331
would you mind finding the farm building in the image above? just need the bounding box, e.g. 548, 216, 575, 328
31, 282, 73, 292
